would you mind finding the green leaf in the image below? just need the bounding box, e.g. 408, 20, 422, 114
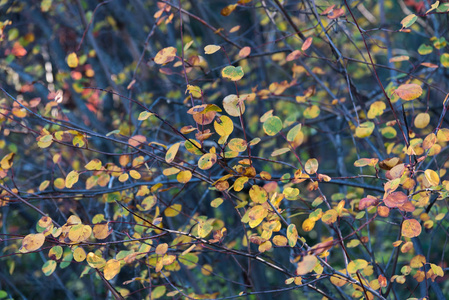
179, 253, 199, 268
287, 224, 298, 247
222, 66, 244, 81
185, 140, 203, 155
211, 198, 224, 208
42, 260, 57, 276
86, 252, 106, 269
441, 53, 449, 68
286, 123, 302, 142
49, 246, 63, 260
400, 14, 417, 28
417, 44, 433, 55
263, 116, 282, 136
151, 286, 166, 299
198, 153, 217, 170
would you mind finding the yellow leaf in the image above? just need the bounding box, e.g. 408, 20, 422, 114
165, 142, 180, 163
73, 247, 86, 262
347, 259, 368, 273
204, 44, 221, 54
129, 170, 141, 179
355, 121, 375, 138
85, 159, 102, 171
87, 252, 106, 268
156, 243, 168, 255
20, 233, 45, 253
424, 169, 440, 186
67, 52, 78, 68
138, 111, 153, 121
154, 47, 177, 64
165, 204, 182, 217
177, 170, 192, 183
65, 170, 79, 188
272, 235, 288, 246
104, 259, 121, 280
221, 4, 237, 16
93, 223, 110, 240
302, 218, 315, 232
414, 113, 430, 129
367, 101, 386, 119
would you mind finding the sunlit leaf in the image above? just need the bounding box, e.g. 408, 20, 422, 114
165, 204, 182, 217
287, 123, 302, 142
367, 101, 386, 119
177, 170, 192, 183
138, 111, 153, 121
271, 148, 290, 156
185, 139, 203, 155
239, 46, 251, 58
347, 259, 368, 273
151, 286, 166, 299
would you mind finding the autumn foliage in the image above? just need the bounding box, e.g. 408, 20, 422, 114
2, 0, 449, 299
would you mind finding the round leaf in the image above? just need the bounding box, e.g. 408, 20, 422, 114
223, 94, 245, 117
402, 219, 422, 238
263, 116, 282, 136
